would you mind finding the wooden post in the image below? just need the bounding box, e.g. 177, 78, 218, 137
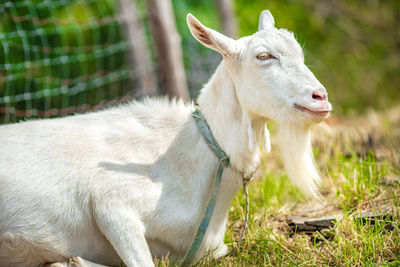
215, 0, 238, 38
119, 0, 158, 98
147, 0, 190, 101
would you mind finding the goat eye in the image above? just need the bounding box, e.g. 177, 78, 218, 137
256, 52, 276, 60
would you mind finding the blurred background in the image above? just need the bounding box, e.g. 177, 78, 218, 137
0, 0, 399, 124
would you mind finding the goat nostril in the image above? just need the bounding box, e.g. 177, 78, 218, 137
312, 91, 326, 101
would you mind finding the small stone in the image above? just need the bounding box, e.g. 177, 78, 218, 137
304, 215, 338, 228
354, 210, 392, 223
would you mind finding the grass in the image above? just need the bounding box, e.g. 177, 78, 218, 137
155, 107, 400, 266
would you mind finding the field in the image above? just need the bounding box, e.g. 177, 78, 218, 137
155, 107, 400, 266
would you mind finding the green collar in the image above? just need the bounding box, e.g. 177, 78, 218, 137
180, 107, 230, 266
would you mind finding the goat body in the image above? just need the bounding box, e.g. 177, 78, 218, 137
0, 97, 245, 266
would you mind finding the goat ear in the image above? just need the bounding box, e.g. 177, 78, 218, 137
187, 14, 238, 58
258, 10, 275, 31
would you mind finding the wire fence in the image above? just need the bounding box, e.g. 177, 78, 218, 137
0, 0, 222, 124
0, 0, 142, 123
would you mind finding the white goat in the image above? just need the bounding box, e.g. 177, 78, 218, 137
0, 10, 332, 267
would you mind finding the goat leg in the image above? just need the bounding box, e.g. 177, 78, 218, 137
92, 199, 154, 267
45, 256, 109, 267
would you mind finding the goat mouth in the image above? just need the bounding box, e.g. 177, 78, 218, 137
293, 103, 331, 117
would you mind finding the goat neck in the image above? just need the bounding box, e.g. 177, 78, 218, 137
197, 61, 266, 176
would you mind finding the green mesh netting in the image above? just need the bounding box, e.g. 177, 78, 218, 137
0, 0, 137, 123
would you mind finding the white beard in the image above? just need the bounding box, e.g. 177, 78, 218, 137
278, 121, 321, 199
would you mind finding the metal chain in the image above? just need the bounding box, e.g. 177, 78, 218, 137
227, 174, 254, 256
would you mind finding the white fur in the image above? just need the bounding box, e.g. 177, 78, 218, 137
0, 10, 331, 266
